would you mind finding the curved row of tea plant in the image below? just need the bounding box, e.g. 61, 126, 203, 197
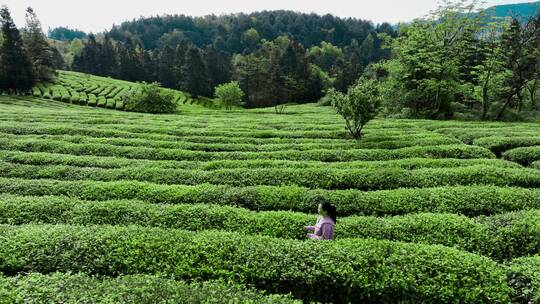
0, 150, 520, 170
503, 146, 540, 166
1, 162, 538, 190
0, 273, 299, 304
0, 194, 539, 261
0, 224, 512, 303
473, 136, 540, 156
0, 138, 496, 162
0, 178, 538, 217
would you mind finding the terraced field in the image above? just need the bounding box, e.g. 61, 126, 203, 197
26, 71, 194, 111
1, 95, 540, 303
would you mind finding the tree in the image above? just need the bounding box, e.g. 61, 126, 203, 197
157, 45, 177, 89
497, 15, 540, 120
73, 34, 100, 75
214, 81, 244, 110
48, 27, 86, 41
326, 78, 381, 140
232, 53, 268, 107
383, 0, 485, 118
23, 7, 55, 82
123, 82, 176, 113
0, 6, 34, 92
180, 46, 211, 98
241, 28, 260, 51
472, 20, 506, 120
205, 46, 232, 89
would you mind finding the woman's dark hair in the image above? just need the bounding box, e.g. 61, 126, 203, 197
320, 202, 337, 223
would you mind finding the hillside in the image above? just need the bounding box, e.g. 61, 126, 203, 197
1, 91, 540, 301
27, 71, 206, 111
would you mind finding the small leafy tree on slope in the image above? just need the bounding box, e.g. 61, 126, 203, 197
326, 78, 381, 140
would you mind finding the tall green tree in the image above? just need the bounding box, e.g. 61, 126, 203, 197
472, 20, 506, 119
497, 15, 540, 119
157, 45, 177, 89
181, 46, 211, 98
386, 0, 484, 118
0, 6, 34, 92
22, 7, 54, 82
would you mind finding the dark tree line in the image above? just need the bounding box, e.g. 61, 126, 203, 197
71, 11, 395, 107
0, 6, 59, 92
107, 11, 395, 52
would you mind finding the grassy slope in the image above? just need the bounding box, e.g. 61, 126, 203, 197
0, 93, 540, 302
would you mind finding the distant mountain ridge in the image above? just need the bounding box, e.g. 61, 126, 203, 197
485, 1, 540, 21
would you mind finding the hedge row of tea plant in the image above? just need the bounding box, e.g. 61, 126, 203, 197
0, 273, 299, 304
503, 146, 540, 166
473, 136, 540, 156
0, 138, 496, 162
1, 194, 540, 260
0, 150, 520, 171
28, 71, 192, 113
0, 178, 538, 217
14, 133, 463, 152
0, 224, 512, 303
436, 128, 540, 144
1, 162, 538, 190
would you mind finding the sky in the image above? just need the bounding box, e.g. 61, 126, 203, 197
0, 0, 532, 33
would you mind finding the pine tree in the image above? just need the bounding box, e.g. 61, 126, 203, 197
157, 45, 177, 88
23, 7, 54, 82
98, 35, 119, 77
181, 46, 211, 98
204, 46, 232, 89
73, 34, 99, 75
0, 6, 34, 92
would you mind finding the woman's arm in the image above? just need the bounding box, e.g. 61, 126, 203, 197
304, 217, 320, 231
307, 233, 322, 240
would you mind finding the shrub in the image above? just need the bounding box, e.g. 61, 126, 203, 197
51, 87, 61, 101
97, 96, 107, 107
114, 99, 124, 110
87, 94, 97, 106
78, 92, 88, 105
105, 99, 116, 109
0, 224, 512, 303
68, 89, 80, 104
215, 81, 244, 110
123, 82, 176, 114
503, 146, 540, 166
0, 273, 299, 303
507, 256, 540, 303
0, 150, 520, 171
41, 87, 51, 99
532, 161, 540, 169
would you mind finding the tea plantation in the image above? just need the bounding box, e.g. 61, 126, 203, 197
0, 92, 540, 303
